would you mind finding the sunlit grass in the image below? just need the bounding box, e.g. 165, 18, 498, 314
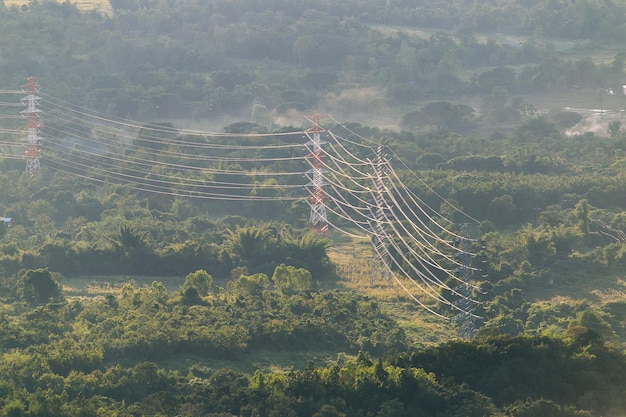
5, 0, 112, 14
328, 240, 458, 345
158, 349, 346, 375
59, 240, 458, 347
61, 275, 186, 298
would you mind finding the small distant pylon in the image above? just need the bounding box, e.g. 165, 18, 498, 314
20, 76, 42, 174
369, 145, 392, 285
452, 223, 481, 338
305, 114, 328, 234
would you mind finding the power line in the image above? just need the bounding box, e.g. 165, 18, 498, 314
1, 88, 485, 321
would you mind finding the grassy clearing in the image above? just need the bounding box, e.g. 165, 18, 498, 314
366, 22, 625, 129
369, 23, 622, 64
328, 234, 458, 345
58, 239, 457, 347
524, 269, 626, 305
4, 0, 112, 14
60, 274, 186, 298
157, 349, 348, 375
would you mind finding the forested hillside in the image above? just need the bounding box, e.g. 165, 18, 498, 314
2, 0, 626, 125
2, 0, 626, 416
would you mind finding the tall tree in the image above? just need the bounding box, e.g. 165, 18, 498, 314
15, 268, 63, 306
271, 263, 312, 294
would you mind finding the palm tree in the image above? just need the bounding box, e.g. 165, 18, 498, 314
112, 224, 148, 254
285, 231, 333, 279
222, 225, 275, 268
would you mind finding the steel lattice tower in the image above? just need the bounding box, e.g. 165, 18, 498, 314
20, 76, 42, 174
305, 115, 329, 234
452, 223, 480, 338
369, 145, 392, 285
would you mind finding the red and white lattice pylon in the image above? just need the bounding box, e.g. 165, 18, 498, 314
20, 76, 42, 174
305, 115, 329, 234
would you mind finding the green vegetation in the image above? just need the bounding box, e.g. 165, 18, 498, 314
3, 0, 626, 415
2, 0, 626, 127
1, 272, 626, 416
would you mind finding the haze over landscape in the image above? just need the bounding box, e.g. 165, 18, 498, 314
3, 0, 626, 416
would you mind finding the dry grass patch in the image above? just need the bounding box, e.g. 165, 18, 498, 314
61, 275, 186, 298
329, 243, 457, 344
5, 0, 112, 14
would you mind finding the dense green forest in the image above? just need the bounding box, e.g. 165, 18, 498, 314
1, 268, 626, 416
2, 0, 626, 123
3, 0, 626, 416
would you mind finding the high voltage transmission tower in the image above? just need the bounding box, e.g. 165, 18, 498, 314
304, 114, 329, 234
21, 76, 42, 174
0, 77, 489, 322
369, 145, 392, 285
452, 223, 483, 338
300, 122, 485, 322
